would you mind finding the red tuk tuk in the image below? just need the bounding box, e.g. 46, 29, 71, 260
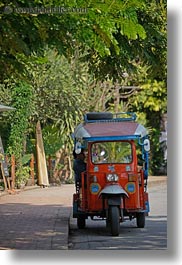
72, 112, 150, 236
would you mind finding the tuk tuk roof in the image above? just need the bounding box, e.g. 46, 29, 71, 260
74, 114, 148, 141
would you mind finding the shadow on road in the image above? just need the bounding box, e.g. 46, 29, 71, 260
69, 215, 167, 250
0, 202, 71, 250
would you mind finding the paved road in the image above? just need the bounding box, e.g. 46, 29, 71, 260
0, 178, 167, 250
0, 185, 74, 250
68, 182, 167, 250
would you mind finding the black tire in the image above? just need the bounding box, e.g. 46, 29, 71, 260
86, 112, 113, 120
106, 218, 110, 229
77, 217, 86, 229
109, 206, 120, 236
136, 212, 145, 228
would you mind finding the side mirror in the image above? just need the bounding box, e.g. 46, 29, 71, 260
75, 142, 82, 154
144, 139, 150, 152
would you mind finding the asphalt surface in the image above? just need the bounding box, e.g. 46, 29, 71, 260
0, 185, 74, 250
68, 181, 167, 250
0, 176, 167, 250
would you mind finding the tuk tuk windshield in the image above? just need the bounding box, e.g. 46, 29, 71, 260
91, 141, 132, 164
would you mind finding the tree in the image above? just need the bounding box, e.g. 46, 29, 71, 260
0, 0, 147, 81
136, 0, 167, 81
129, 79, 167, 174
6, 82, 33, 186
24, 49, 114, 181
0, 0, 167, 177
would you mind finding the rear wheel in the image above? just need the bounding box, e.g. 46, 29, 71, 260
136, 212, 145, 228
77, 217, 86, 229
109, 206, 120, 236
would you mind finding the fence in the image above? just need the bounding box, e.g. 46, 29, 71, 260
0, 154, 35, 191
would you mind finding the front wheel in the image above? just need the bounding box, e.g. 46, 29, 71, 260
136, 212, 145, 228
77, 217, 86, 229
108, 206, 120, 236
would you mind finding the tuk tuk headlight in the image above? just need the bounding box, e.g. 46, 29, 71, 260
106, 173, 119, 182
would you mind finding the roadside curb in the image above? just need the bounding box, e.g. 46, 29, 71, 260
0, 185, 40, 197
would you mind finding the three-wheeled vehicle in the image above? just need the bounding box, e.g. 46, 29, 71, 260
72, 112, 150, 236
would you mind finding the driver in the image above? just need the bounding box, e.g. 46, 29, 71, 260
73, 148, 86, 189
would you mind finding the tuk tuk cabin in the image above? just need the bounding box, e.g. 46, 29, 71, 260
72, 112, 150, 236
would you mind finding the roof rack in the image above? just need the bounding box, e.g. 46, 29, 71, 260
84, 112, 137, 123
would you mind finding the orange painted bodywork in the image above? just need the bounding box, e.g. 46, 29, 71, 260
79, 140, 146, 214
